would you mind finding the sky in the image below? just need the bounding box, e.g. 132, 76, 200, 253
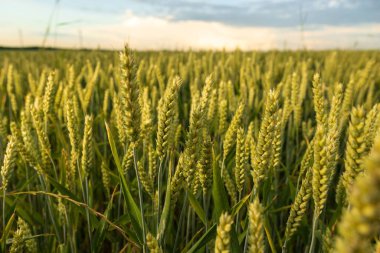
0, 0, 379, 50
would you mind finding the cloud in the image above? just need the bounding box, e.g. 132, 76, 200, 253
60, 10, 380, 50
0, 0, 380, 50
128, 0, 380, 27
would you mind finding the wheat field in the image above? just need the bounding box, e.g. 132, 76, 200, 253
0, 47, 379, 253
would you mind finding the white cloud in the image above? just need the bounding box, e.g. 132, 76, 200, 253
69, 11, 277, 50
80, 11, 380, 50
2, 10, 380, 50
314, 0, 358, 9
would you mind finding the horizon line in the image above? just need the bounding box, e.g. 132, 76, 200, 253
1, 45, 380, 52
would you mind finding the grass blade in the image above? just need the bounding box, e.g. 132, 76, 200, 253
186, 224, 217, 253
187, 191, 206, 226
105, 122, 143, 243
